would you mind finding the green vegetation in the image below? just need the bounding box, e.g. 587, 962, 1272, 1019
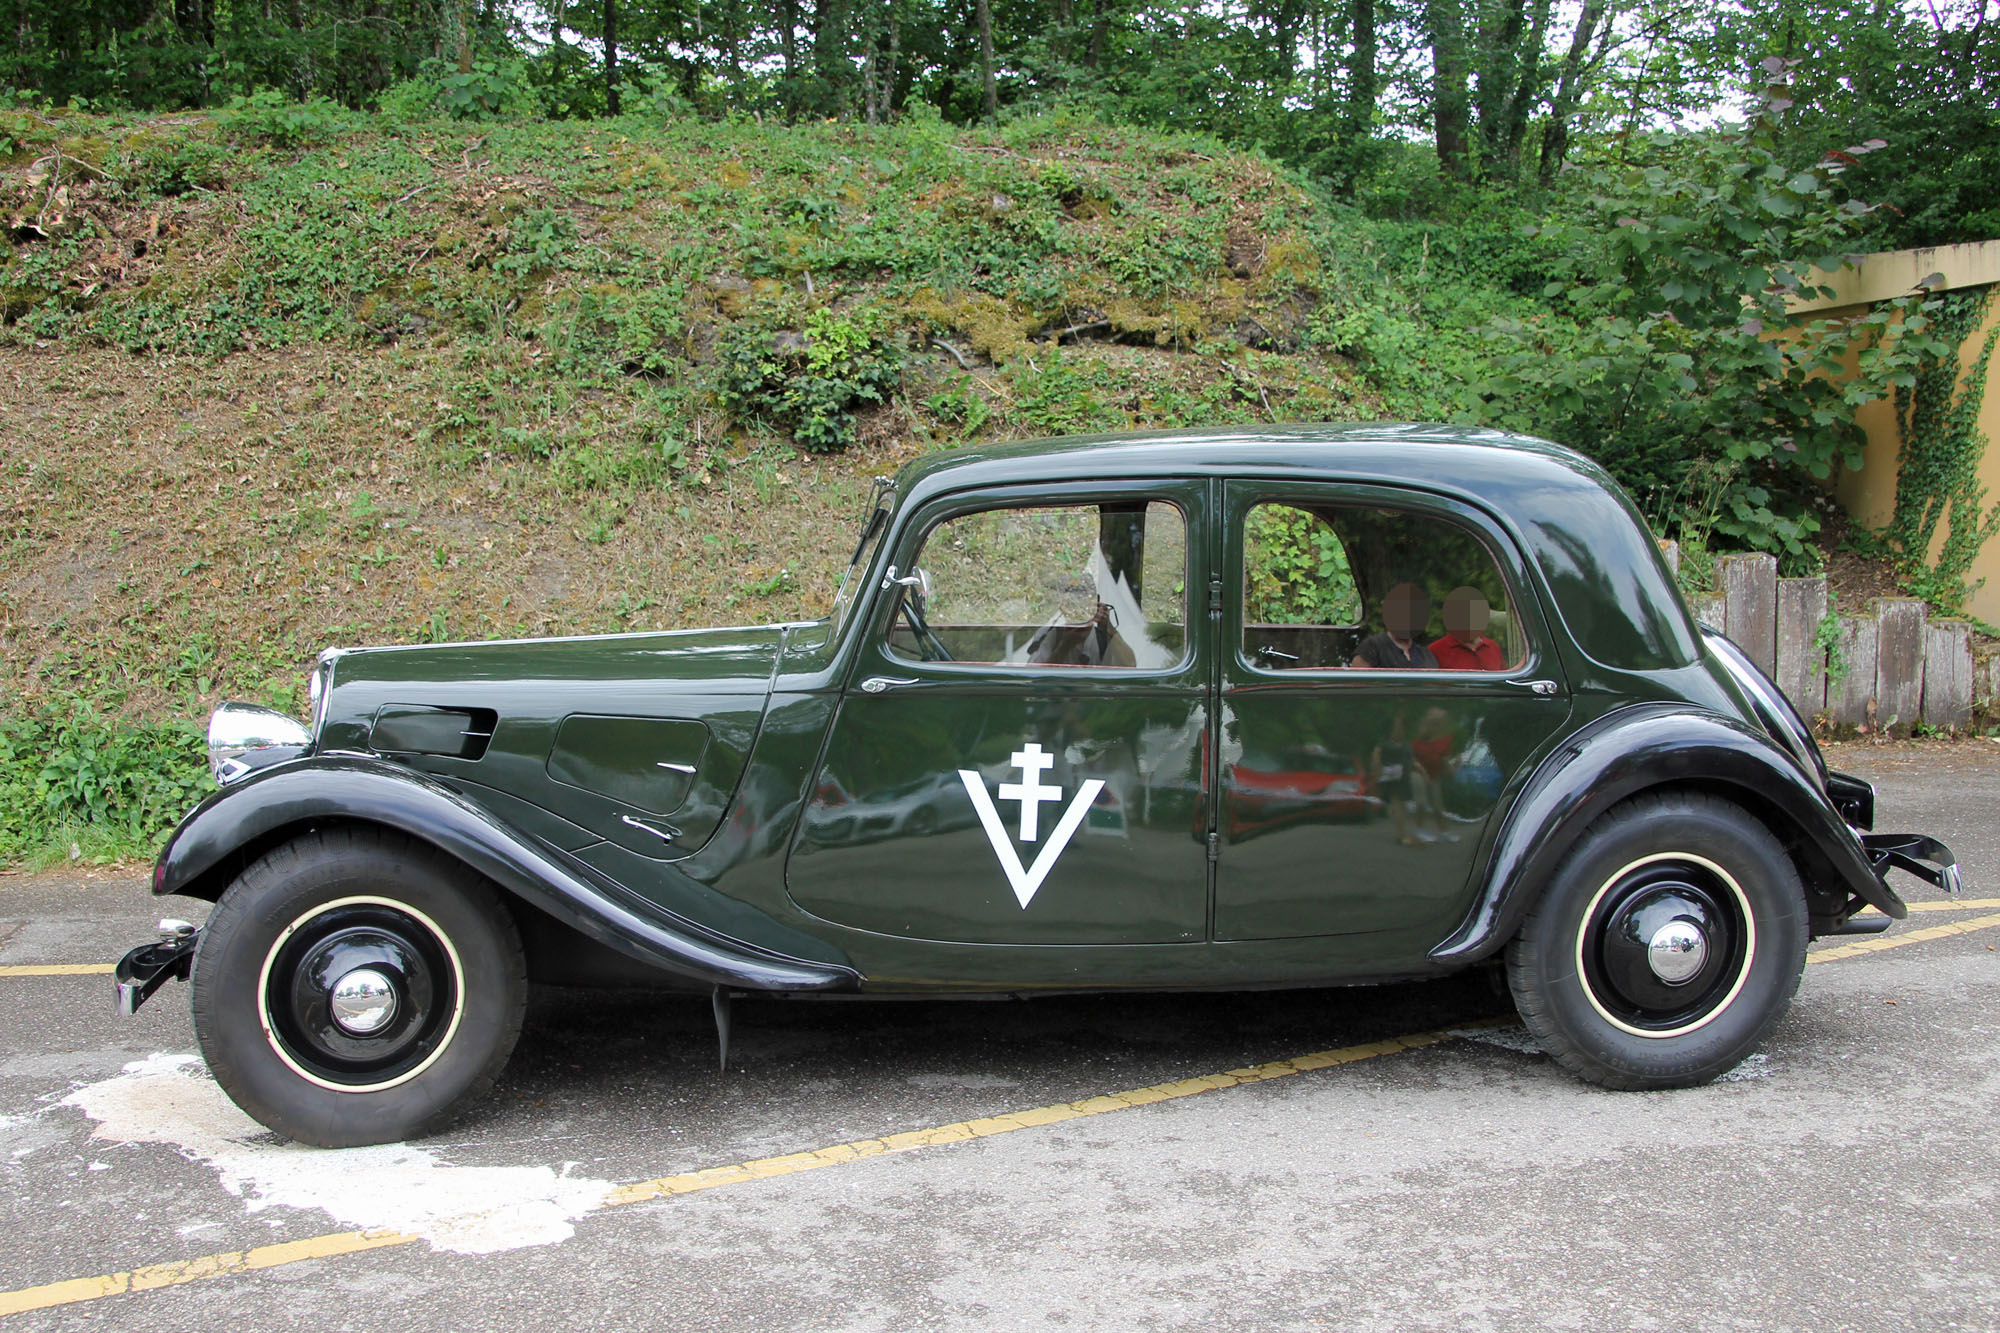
2, 0, 1997, 861
0, 700, 210, 865
1480, 66, 1947, 568
1883, 285, 2000, 617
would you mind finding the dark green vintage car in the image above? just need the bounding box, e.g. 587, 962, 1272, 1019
117, 425, 1960, 1147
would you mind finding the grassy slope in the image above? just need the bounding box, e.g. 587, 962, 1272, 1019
0, 105, 1436, 859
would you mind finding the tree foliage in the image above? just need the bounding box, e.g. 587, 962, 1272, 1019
1479, 63, 1949, 563
7, 0, 1994, 248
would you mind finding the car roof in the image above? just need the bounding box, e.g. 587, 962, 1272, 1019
892, 423, 1617, 516
892, 423, 1703, 674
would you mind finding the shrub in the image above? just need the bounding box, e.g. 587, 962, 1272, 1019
718, 306, 904, 452
217, 89, 354, 147
378, 58, 540, 122
0, 700, 211, 864
1478, 62, 1944, 564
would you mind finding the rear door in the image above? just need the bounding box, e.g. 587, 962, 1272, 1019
1216, 481, 1572, 941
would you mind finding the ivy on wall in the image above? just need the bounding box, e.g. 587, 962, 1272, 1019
1887, 284, 2000, 616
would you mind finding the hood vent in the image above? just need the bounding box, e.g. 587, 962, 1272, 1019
370, 704, 499, 761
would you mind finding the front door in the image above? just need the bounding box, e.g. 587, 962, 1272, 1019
1216, 482, 1572, 941
785, 483, 1213, 945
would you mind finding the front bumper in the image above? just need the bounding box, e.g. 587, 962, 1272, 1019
1860, 832, 1961, 897
114, 924, 199, 1016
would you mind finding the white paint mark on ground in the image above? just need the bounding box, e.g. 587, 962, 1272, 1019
1449, 1023, 1546, 1056
61, 1054, 612, 1254
1715, 1052, 1771, 1083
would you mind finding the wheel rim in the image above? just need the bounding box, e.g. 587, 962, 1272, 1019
257, 896, 466, 1093
1574, 853, 1756, 1039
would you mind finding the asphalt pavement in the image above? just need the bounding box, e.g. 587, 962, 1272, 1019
0, 741, 1995, 1331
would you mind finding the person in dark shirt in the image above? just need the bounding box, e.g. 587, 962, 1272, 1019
1431, 585, 1507, 671
1352, 582, 1439, 670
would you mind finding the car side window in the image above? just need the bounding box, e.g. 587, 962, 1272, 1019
889, 500, 1188, 669
1242, 501, 1524, 672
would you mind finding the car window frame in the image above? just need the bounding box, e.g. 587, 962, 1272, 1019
1223, 480, 1558, 687
859, 480, 1209, 686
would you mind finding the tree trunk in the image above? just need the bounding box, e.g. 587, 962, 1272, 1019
862, 19, 880, 124
1345, 0, 1377, 138
812, 0, 849, 117
976, 0, 998, 121
1426, 0, 1471, 179
1086, 0, 1114, 70
1496, 0, 1552, 171
1537, 0, 1608, 184
1474, 0, 1530, 166
884, 0, 903, 118
779, 0, 799, 114
603, 0, 619, 113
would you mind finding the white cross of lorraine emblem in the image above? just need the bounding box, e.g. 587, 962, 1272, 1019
959, 743, 1106, 909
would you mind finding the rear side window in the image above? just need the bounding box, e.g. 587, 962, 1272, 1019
1242, 502, 1525, 673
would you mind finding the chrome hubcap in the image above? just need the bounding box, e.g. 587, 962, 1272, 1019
1646, 920, 1708, 985
1578, 854, 1754, 1038
329, 968, 399, 1035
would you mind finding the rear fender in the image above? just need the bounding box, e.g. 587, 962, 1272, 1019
155, 755, 859, 993
1430, 704, 1904, 965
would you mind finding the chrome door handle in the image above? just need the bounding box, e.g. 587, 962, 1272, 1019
860, 676, 918, 694
621, 814, 681, 843
1519, 679, 1560, 696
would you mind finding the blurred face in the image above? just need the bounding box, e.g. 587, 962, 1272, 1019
1383, 582, 1430, 638
1443, 586, 1490, 645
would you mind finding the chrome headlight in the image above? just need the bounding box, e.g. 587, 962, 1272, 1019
208, 702, 311, 785
308, 650, 338, 736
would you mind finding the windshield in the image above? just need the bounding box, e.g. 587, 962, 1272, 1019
830, 478, 895, 634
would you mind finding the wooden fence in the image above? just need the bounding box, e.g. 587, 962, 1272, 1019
1663, 547, 1992, 733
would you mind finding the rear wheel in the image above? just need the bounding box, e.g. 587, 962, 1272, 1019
191, 828, 526, 1147
1507, 792, 1807, 1089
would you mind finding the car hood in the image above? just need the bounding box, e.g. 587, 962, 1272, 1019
315, 624, 788, 752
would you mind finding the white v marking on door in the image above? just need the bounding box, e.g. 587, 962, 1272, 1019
959, 771, 1107, 908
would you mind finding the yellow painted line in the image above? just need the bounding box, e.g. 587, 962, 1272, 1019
1900, 897, 2000, 912
0, 1023, 1481, 1318
608, 1024, 1472, 1206
0, 1230, 420, 1317
14, 896, 1999, 1319
1810, 910, 2000, 964
0, 964, 114, 977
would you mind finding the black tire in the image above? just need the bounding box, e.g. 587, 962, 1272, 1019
1506, 792, 1807, 1090
190, 827, 526, 1148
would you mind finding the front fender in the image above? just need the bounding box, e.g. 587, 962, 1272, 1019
155, 755, 859, 993
1430, 704, 1904, 964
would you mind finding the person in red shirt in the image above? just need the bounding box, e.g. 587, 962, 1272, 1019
1431, 585, 1507, 671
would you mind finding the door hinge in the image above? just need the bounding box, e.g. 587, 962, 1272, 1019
1206, 831, 1220, 862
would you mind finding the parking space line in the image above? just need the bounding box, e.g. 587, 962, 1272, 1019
1810, 910, 2000, 964
0, 1023, 1483, 1317
607, 1023, 1477, 1206
0, 1230, 419, 1317
0, 964, 115, 977
3, 904, 1995, 1318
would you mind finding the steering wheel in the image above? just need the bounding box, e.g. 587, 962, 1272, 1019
898, 568, 955, 662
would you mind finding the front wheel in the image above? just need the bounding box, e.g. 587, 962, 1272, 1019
1507, 792, 1807, 1090
190, 828, 526, 1147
